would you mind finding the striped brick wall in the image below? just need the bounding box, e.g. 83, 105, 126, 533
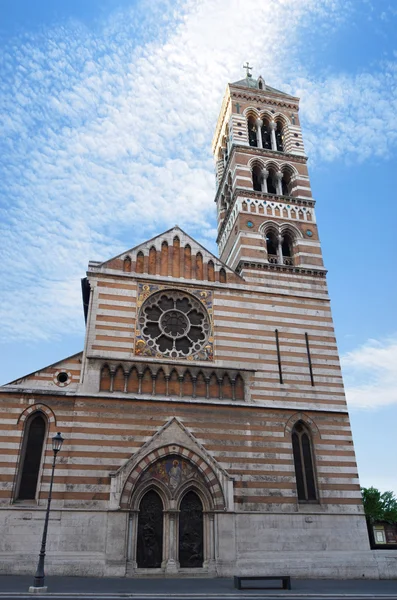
0, 394, 361, 512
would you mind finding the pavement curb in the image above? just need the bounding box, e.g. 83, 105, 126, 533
1, 595, 397, 599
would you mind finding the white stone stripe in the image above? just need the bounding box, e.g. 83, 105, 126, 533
214, 321, 335, 336
90, 340, 133, 349
215, 331, 337, 346
214, 313, 333, 328
94, 330, 134, 338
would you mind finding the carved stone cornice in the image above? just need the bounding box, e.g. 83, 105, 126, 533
216, 188, 315, 244
230, 90, 299, 111
235, 261, 327, 278
239, 189, 315, 207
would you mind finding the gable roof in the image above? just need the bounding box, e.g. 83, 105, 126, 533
2, 351, 82, 389
231, 75, 296, 99
94, 225, 243, 279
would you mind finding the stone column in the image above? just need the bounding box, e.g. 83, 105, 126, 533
255, 118, 263, 149
275, 171, 283, 195
128, 511, 138, 567
261, 168, 269, 193
269, 121, 277, 151
165, 510, 179, 573
277, 233, 284, 265
204, 513, 216, 572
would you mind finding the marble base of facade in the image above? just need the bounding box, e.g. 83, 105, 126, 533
1, 508, 396, 579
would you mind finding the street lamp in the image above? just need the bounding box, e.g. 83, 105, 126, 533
29, 432, 64, 593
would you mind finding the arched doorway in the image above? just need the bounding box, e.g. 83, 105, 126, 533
178, 490, 203, 568
136, 490, 164, 568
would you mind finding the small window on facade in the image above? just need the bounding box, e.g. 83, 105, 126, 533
292, 422, 317, 502
17, 413, 47, 500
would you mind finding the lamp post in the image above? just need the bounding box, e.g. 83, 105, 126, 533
29, 432, 64, 594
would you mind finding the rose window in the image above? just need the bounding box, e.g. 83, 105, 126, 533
138, 290, 210, 358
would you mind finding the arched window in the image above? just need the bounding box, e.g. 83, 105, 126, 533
184, 245, 192, 279
261, 118, 272, 149
292, 422, 317, 502
252, 165, 262, 192
136, 490, 164, 568
173, 236, 180, 278
179, 491, 203, 567
266, 167, 277, 195
113, 365, 125, 392
136, 251, 144, 274
127, 367, 139, 393
219, 268, 226, 284
149, 246, 157, 275
100, 365, 111, 391
195, 252, 203, 279
234, 373, 244, 400
17, 412, 47, 500
123, 256, 131, 272
282, 232, 294, 265
207, 260, 215, 282
265, 230, 278, 262
247, 116, 257, 147
276, 121, 284, 151
141, 367, 153, 395
281, 169, 293, 196
160, 241, 168, 276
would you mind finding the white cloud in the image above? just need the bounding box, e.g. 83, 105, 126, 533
296, 64, 397, 163
341, 336, 397, 410
0, 0, 396, 343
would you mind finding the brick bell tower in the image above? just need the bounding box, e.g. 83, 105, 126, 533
212, 65, 324, 281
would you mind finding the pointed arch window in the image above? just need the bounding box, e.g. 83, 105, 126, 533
17, 412, 47, 501
292, 422, 317, 502
136, 251, 144, 274
123, 256, 131, 272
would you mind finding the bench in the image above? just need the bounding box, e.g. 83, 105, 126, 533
234, 575, 291, 590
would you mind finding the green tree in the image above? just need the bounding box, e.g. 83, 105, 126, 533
361, 487, 397, 524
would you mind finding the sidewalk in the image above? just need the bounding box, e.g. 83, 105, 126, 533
0, 575, 396, 598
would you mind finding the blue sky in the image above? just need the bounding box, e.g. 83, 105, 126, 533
0, 0, 396, 493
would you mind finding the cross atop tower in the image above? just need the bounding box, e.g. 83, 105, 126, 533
243, 62, 253, 78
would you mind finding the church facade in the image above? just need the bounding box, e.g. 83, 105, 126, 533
0, 73, 394, 578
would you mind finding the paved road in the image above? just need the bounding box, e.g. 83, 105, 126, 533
0, 575, 396, 599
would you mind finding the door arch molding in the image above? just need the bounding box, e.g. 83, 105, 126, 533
120, 445, 225, 510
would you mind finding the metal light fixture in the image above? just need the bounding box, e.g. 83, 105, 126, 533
29, 432, 64, 593
52, 432, 64, 454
